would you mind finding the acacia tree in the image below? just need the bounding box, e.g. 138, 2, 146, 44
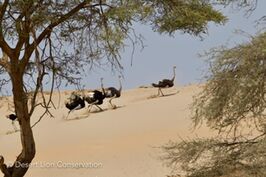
0, 0, 226, 177
161, 1, 266, 177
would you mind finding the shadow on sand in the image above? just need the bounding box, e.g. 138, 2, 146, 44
107, 105, 125, 110
63, 105, 125, 121
5, 129, 20, 135
147, 90, 180, 99
63, 115, 90, 121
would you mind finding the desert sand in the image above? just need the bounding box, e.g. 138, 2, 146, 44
0, 85, 213, 177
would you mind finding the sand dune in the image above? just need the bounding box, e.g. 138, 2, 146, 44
0, 85, 212, 177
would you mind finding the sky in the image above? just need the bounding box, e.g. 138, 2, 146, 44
72, 1, 266, 91
1, 1, 266, 95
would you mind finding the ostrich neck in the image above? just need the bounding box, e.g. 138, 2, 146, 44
118, 78, 122, 93
171, 68, 176, 82
101, 80, 106, 95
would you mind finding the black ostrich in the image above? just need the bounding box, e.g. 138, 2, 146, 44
6, 114, 18, 131
65, 92, 86, 114
104, 75, 122, 108
152, 66, 176, 96
84, 78, 106, 112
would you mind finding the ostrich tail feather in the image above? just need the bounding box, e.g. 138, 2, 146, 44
152, 83, 159, 87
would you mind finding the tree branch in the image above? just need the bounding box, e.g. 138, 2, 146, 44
20, 0, 92, 70
0, 0, 9, 20
0, 0, 14, 59
15, 0, 45, 57
0, 156, 11, 177
0, 52, 10, 73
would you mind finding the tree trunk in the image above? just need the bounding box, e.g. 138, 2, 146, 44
4, 68, 36, 177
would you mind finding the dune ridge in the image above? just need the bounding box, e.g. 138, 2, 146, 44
0, 85, 211, 177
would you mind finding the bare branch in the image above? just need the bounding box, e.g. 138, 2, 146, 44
0, 156, 11, 177
20, 0, 93, 70
0, 0, 13, 58
0, 52, 10, 72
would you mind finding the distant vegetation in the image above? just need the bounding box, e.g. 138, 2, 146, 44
161, 1, 266, 177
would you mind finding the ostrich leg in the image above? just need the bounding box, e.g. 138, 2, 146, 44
159, 88, 164, 96
109, 97, 117, 109
95, 105, 103, 111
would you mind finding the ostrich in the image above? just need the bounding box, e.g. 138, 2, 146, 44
65, 92, 86, 114
6, 114, 18, 131
83, 78, 106, 112
152, 66, 176, 96
104, 75, 122, 109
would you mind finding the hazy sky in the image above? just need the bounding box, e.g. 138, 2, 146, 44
73, 1, 265, 91
2, 2, 265, 95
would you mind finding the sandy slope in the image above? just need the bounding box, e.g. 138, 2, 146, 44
0, 85, 212, 177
